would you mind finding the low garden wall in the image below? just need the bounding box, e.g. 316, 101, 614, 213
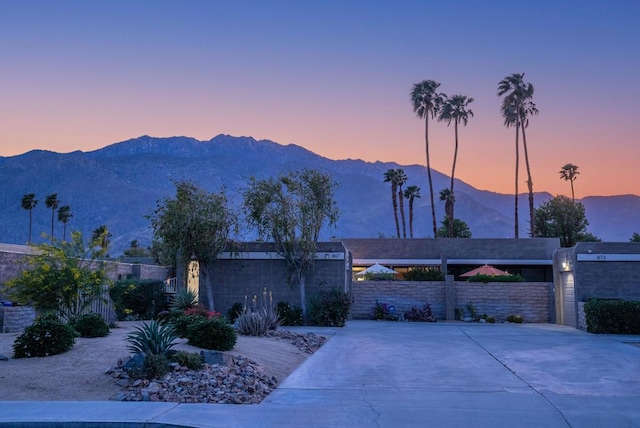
0, 306, 36, 333
351, 280, 553, 323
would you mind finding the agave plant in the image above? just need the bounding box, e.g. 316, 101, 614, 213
126, 320, 178, 356
169, 288, 198, 313
236, 288, 281, 336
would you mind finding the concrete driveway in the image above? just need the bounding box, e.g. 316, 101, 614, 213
1, 321, 639, 427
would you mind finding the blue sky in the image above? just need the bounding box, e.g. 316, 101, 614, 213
1, 0, 638, 196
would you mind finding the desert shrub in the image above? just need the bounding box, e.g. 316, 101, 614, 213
506, 314, 524, 323
171, 306, 223, 338
13, 315, 78, 358
486, 317, 496, 323
169, 288, 198, 313
236, 311, 269, 336
126, 320, 178, 356
227, 302, 244, 324
584, 299, 640, 334
109, 279, 166, 320
185, 317, 237, 351
171, 350, 204, 370
362, 272, 395, 281
466, 274, 525, 283
404, 303, 437, 322
403, 267, 445, 281
142, 354, 170, 379
466, 302, 478, 320
70, 313, 110, 338
454, 308, 463, 320
277, 301, 303, 326
236, 288, 281, 336
372, 300, 397, 321
309, 287, 351, 327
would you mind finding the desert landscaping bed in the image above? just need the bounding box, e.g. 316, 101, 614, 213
0, 321, 326, 403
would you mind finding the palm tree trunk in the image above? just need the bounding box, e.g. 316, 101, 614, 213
514, 120, 520, 239
570, 180, 575, 202
391, 183, 399, 238
425, 117, 437, 238
28, 209, 33, 245
51, 210, 55, 242
398, 188, 407, 238
521, 122, 535, 238
449, 120, 459, 237
408, 199, 414, 238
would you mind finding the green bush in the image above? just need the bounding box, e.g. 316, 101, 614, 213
403, 267, 445, 281
584, 299, 640, 334
126, 321, 178, 356
466, 274, 525, 283
185, 317, 237, 351
372, 300, 397, 321
309, 287, 351, 327
403, 303, 437, 322
13, 315, 78, 358
506, 314, 524, 323
277, 301, 303, 326
142, 354, 170, 379
109, 279, 167, 320
70, 313, 110, 338
171, 350, 204, 370
362, 272, 395, 281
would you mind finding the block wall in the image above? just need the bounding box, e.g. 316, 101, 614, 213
352, 281, 552, 322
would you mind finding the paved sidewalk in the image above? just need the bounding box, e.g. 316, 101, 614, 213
1, 321, 639, 427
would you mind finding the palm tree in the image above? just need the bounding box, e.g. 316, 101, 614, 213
438, 94, 474, 237
439, 188, 454, 237
383, 169, 400, 238
498, 73, 537, 238
411, 80, 443, 238
57, 205, 73, 241
403, 185, 421, 238
45, 193, 60, 242
559, 163, 579, 201
91, 225, 111, 254
21, 193, 38, 245
395, 169, 408, 238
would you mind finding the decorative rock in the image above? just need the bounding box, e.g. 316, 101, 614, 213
108, 330, 324, 404
0, 354, 9, 361
200, 350, 234, 366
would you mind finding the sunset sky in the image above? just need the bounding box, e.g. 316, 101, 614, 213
1, 1, 638, 198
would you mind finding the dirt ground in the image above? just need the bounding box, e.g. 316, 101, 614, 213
0, 321, 309, 401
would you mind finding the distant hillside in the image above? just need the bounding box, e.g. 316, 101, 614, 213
0, 135, 637, 254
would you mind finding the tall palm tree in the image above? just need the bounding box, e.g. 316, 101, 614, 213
57, 205, 73, 241
559, 163, 579, 202
395, 169, 408, 238
403, 185, 421, 238
45, 193, 60, 242
438, 94, 474, 237
498, 73, 537, 238
383, 169, 400, 238
411, 80, 443, 238
21, 193, 38, 245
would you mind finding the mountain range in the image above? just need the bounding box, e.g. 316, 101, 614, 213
1, 135, 638, 255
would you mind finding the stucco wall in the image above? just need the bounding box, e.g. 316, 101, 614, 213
352, 280, 552, 322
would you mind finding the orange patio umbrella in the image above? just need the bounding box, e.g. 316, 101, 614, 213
460, 264, 509, 277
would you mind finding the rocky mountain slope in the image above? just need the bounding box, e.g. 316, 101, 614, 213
0, 135, 637, 254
